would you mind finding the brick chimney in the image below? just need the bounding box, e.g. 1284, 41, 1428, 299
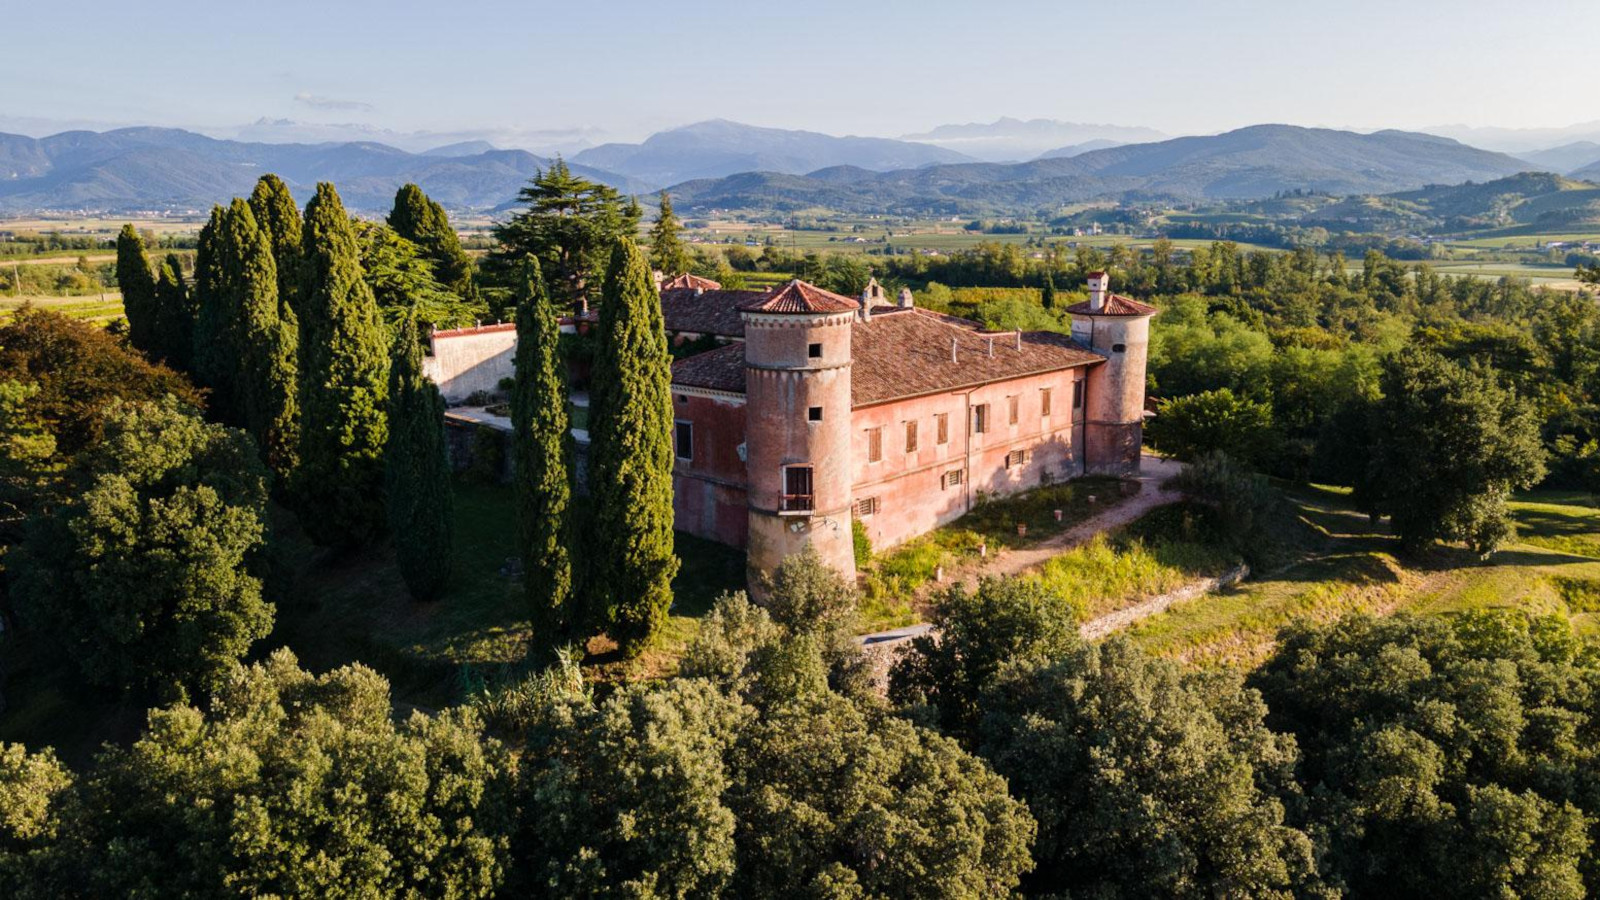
898, 286, 914, 308
1087, 270, 1109, 312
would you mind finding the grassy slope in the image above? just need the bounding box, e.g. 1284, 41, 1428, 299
1123, 484, 1600, 668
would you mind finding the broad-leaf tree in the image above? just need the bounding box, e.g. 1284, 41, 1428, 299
493, 159, 641, 309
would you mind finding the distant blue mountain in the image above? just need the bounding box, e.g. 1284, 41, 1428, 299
0, 127, 645, 214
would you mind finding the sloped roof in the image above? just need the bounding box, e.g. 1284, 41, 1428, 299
671, 341, 746, 393
661, 288, 765, 338
660, 272, 722, 291
851, 308, 1102, 406
1063, 294, 1158, 316
668, 307, 1103, 406
738, 279, 860, 314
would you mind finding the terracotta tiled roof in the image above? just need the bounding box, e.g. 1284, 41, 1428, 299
661, 288, 765, 338
430, 322, 516, 338
670, 341, 746, 393
739, 279, 859, 314
660, 272, 722, 291
1063, 294, 1159, 317
851, 308, 1103, 407
668, 308, 1104, 405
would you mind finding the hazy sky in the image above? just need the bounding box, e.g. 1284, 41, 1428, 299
9, 0, 1600, 144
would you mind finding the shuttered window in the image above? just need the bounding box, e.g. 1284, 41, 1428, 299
905, 420, 918, 453
867, 427, 883, 463
936, 413, 949, 444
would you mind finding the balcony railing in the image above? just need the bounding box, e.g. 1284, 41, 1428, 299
781, 493, 815, 513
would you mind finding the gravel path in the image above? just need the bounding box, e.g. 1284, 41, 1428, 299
858, 453, 1186, 649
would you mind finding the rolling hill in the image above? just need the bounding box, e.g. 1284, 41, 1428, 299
0, 127, 645, 214
571, 119, 972, 187
670, 125, 1534, 215
1518, 141, 1600, 175
1297, 172, 1600, 234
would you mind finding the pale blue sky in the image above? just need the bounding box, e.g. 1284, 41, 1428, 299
8, 0, 1599, 145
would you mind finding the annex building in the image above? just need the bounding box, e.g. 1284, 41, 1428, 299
661, 272, 1155, 585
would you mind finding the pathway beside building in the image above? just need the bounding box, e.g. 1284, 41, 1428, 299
858, 453, 1190, 662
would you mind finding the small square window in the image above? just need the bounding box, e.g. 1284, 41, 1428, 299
1006, 449, 1028, 469
808, 406, 823, 422
1112, 343, 1126, 353
856, 496, 881, 517
942, 469, 965, 489
808, 342, 823, 358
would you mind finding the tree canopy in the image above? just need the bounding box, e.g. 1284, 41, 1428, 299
492, 159, 641, 309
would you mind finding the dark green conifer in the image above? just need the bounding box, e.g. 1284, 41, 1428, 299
248, 174, 304, 316
192, 206, 236, 414
151, 253, 194, 372
1041, 272, 1057, 310
216, 199, 299, 479
584, 239, 679, 655
385, 315, 453, 601
511, 256, 574, 647
389, 183, 474, 295
493, 159, 641, 310
648, 191, 691, 276
295, 183, 390, 547
115, 225, 158, 357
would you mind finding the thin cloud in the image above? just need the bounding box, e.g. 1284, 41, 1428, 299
293, 92, 374, 112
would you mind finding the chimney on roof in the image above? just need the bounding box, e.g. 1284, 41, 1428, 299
987, 337, 994, 358
951, 337, 958, 363
694, 286, 704, 297
1015, 331, 1022, 351
898, 286, 914, 309
859, 284, 873, 322
1087, 271, 1109, 312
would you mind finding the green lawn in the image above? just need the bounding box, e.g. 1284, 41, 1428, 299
1122, 485, 1600, 667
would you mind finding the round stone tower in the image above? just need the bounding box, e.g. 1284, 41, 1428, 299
1068, 271, 1157, 477
739, 280, 859, 592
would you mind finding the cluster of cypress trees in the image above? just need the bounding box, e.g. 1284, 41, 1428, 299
119, 177, 461, 600
512, 237, 679, 657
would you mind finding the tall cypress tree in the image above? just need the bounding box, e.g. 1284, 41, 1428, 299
192, 205, 236, 415
116, 225, 158, 357
584, 238, 679, 655
151, 253, 194, 373
648, 191, 691, 276
296, 183, 390, 547
511, 255, 574, 647
385, 315, 453, 601
217, 198, 299, 480
248, 174, 304, 317
389, 183, 474, 295
1041, 271, 1057, 310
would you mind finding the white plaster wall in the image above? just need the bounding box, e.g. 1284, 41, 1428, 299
425, 328, 517, 403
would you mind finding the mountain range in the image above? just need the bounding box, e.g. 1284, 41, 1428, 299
670, 125, 1534, 215
1295, 172, 1600, 234
571, 120, 973, 185
0, 120, 1584, 219
900, 118, 1166, 162
0, 127, 647, 214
